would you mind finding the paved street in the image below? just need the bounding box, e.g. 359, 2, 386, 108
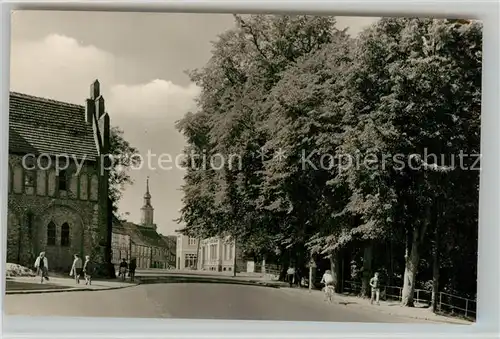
5, 283, 428, 323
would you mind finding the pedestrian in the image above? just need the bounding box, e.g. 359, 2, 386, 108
119, 258, 128, 281
370, 272, 381, 305
129, 258, 137, 282
286, 265, 296, 288
34, 252, 49, 283
295, 268, 302, 288
70, 254, 83, 284
321, 269, 335, 301
83, 255, 95, 285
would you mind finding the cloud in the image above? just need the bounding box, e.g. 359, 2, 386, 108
10, 34, 117, 104
10, 34, 200, 234
109, 79, 200, 122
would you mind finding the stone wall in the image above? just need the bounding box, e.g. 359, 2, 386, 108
7, 154, 104, 271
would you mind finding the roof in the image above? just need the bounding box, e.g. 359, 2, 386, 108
122, 222, 170, 249
111, 215, 128, 234
9, 92, 99, 160
162, 235, 177, 247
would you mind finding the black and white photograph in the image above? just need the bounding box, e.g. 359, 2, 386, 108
5, 11, 481, 325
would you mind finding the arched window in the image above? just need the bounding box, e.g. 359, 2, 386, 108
27, 212, 34, 238
24, 156, 36, 188
61, 223, 70, 246
58, 170, 68, 191
47, 222, 56, 246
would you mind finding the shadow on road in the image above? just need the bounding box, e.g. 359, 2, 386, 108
137, 276, 282, 289
6, 280, 69, 291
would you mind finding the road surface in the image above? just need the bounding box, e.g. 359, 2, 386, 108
5, 283, 427, 323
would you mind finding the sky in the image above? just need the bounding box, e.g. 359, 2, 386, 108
10, 11, 379, 236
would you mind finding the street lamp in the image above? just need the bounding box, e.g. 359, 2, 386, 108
308, 257, 316, 293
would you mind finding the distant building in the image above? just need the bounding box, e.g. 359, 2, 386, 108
175, 234, 199, 269
199, 236, 245, 272
111, 218, 131, 265
111, 178, 175, 270
7, 82, 112, 271
175, 232, 245, 272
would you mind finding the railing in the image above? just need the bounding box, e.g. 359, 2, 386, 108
343, 280, 476, 319
254, 264, 281, 277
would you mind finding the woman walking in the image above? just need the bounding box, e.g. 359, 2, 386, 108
119, 258, 128, 281
34, 252, 49, 283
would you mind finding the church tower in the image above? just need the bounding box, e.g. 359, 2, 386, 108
141, 176, 156, 230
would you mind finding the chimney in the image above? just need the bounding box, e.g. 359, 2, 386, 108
95, 96, 106, 118
90, 79, 100, 100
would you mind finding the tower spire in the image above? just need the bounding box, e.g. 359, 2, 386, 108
141, 176, 154, 227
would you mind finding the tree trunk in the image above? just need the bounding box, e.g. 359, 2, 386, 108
431, 221, 440, 312
330, 251, 340, 292
401, 232, 420, 307
361, 243, 373, 298
232, 239, 237, 277
401, 208, 430, 307
387, 241, 394, 287
194, 237, 201, 270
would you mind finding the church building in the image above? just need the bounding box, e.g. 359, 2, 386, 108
111, 177, 175, 270
7, 81, 112, 272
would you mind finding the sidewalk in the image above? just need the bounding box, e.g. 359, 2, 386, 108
6, 276, 137, 295
281, 286, 473, 325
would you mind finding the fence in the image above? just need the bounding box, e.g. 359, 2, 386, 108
343, 280, 476, 319
254, 263, 282, 277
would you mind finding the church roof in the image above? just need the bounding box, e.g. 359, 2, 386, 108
9, 92, 99, 160
111, 215, 130, 236
120, 221, 171, 249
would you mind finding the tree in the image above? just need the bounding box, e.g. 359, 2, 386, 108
177, 16, 481, 310
341, 18, 481, 306
177, 14, 343, 255
108, 126, 140, 215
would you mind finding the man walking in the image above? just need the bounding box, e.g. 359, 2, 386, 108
129, 258, 137, 282
34, 252, 49, 283
83, 255, 95, 285
70, 254, 83, 284
286, 265, 296, 288
370, 272, 381, 305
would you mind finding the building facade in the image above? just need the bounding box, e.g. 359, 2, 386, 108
199, 236, 245, 272
175, 234, 198, 270
174, 233, 245, 272
7, 82, 111, 271
111, 178, 175, 270
111, 220, 131, 265
163, 235, 177, 268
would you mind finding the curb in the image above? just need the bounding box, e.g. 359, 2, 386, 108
136, 276, 286, 288
283, 288, 472, 325
335, 297, 472, 325
6, 283, 139, 295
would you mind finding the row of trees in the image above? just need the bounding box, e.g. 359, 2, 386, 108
176, 15, 482, 309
